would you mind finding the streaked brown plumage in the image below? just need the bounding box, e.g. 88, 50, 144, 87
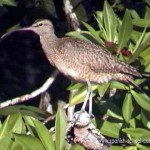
10, 20, 142, 84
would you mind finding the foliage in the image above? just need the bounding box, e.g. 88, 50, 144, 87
0, 108, 72, 150
0, 0, 150, 150
0, 0, 17, 6
66, 1, 150, 149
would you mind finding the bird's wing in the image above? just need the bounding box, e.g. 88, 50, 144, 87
61, 38, 141, 77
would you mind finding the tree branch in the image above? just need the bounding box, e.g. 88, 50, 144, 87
63, 0, 80, 31
0, 70, 59, 109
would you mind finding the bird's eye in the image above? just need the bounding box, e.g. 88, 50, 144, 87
38, 23, 43, 26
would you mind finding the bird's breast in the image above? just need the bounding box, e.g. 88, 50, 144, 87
57, 65, 79, 80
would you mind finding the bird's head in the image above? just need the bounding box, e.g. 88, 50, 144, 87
20, 19, 55, 36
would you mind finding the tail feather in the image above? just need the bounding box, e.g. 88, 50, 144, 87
118, 61, 142, 77
113, 73, 142, 91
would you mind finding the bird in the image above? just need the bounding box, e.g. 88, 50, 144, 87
2, 19, 141, 113
18, 20, 141, 83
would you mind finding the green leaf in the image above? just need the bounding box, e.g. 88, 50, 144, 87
98, 100, 123, 120
132, 19, 150, 27
0, 0, 17, 6
110, 81, 128, 90
95, 12, 107, 40
32, 117, 55, 150
103, 1, 117, 41
99, 120, 122, 138
122, 93, 133, 123
109, 146, 124, 150
13, 133, 45, 150
122, 128, 150, 140
129, 42, 150, 64
130, 10, 140, 19
141, 110, 150, 129
0, 113, 25, 138
136, 144, 150, 150
55, 108, 67, 150
0, 105, 49, 120
82, 22, 103, 44
124, 146, 137, 150
0, 136, 14, 150
107, 109, 123, 120
131, 90, 150, 112
146, 0, 150, 6
70, 144, 84, 150
66, 31, 91, 42
110, 146, 137, 150
145, 61, 150, 72
118, 10, 132, 50
69, 85, 98, 106
129, 26, 147, 63
98, 83, 110, 97
23, 116, 36, 136
140, 45, 150, 64
67, 83, 84, 91
11, 144, 23, 150
145, 6, 150, 19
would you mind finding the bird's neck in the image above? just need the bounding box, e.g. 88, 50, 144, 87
40, 33, 59, 66
40, 32, 58, 48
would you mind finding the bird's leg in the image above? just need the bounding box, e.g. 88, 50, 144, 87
89, 85, 93, 116
81, 80, 93, 116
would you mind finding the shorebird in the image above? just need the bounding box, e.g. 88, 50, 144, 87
3, 20, 141, 113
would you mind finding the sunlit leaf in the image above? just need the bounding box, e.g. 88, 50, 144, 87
98, 83, 110, 98
118, 10, 132, 50
136, 144, 150, 150
67, 83, 84, 91
95, 11, 107, 40
122, 93, 133, 123
70, 144, 84, 150
32, 117, 55, 150
0, 113, 25, 138
122, 128, 150, 140
55, 108, 67, 150
141, 110, 150, 129
69, 85, 98, 106
145, 6, 150, 19
23, 116, 36, 136
82, 22, 103, 44
130, 25, 147, 63
66, 31, 91, 42
103, 1, 117, 41
109, 146, 124, 150
129, 41, 150, 63
0, 136, 14, 150
13, 133, 45, 150
131, 90, 150, 112
130, 10, 140, 19
0, 105, 50, 120
99, 120, 122, 138
132, 19, 150, 27
139, 46, 150, 64
107, 109, 123, 120
124, 146, 137, 150
110, 81, 128, 90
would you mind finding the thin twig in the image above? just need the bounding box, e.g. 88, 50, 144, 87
0, 70, 59, 109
